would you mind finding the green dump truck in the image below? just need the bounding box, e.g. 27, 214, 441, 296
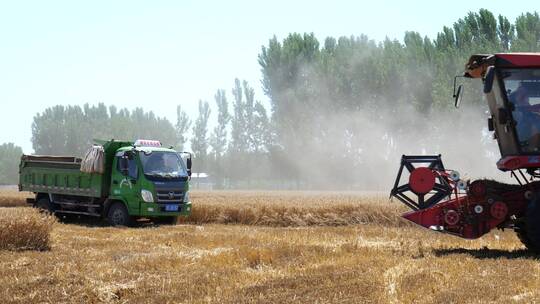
19, 139, 192, 226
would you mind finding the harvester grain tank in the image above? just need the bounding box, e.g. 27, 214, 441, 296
19, 139, 192, 226
390, 53, 540, 251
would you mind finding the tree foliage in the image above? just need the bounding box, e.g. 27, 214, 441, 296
209, 90, 231, 188
258, 9, 540, 187
26, 9, 540, 189
190, 100, 211, 172
0, 143, 23, 184
210, 90, 230, 157
176, 104, 191, 150
31, 103, 178, 156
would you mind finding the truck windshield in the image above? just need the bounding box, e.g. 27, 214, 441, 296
139, 151, 187, 178
503, 69, 540, 152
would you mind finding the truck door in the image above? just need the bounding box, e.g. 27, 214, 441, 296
111, 151, 141, 213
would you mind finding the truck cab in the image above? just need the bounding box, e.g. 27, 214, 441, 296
110, 142, 192, 223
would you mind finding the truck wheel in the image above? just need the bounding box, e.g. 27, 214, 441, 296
154, 216, 178, 225
36, 197, 54, 214
107, 202, 134, 227
515, 200, 540, 252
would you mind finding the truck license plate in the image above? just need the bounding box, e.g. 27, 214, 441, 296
165, 205, 179, 211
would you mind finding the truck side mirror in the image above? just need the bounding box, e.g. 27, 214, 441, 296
125, 150, 135, 160
186, 157, 192, 177
454, 85, 463, 108
179, 151, 193, 178
119, 156, 129, 175
453, 75, 465, 108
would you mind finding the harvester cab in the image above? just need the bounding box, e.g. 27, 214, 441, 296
390, 53, 540, 251
464, 54, 540, 163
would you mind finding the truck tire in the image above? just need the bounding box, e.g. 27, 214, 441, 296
107, 202, 134, 227
36, 197, 54, 214
515, 200, 540, 253
154, 216, 178, 225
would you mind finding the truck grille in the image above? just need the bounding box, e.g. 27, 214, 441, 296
156, 190, 184, 203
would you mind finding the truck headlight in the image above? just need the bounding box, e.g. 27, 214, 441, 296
141, 189, 154, 202
183, 192, 190, 203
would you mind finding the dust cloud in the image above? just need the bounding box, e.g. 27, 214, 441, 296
264, 66, 507, 191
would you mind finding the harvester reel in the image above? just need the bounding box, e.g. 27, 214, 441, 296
390, 155, 453, 210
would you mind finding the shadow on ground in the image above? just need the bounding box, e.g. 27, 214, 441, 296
56, 214, 165, 228
434, 247, 540, 260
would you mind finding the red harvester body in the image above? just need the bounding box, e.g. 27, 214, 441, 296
390, 53, 540, 251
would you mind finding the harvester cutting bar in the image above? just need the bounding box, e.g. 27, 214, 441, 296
401, 179, 534, 239
390, 155, 540, 239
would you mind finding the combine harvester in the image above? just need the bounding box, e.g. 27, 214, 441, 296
391, 53, 540, 252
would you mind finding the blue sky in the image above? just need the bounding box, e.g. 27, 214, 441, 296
0, 0, 536, 152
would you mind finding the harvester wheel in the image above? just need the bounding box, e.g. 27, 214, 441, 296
107, 202, 135, 227
516, 200, 540, 253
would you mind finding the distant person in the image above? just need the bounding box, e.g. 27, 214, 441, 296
510, 84, 540, 150
509, 84, 530, 107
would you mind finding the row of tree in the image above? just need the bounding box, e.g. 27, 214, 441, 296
0, 143, 22, 185
2, 9, 540, 187
31, 104, 178, 156
256, 10, 540, 188
0, 78, 274, 186
190, 80, 274, 187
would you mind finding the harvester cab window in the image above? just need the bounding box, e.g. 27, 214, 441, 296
503, 69, 540, 152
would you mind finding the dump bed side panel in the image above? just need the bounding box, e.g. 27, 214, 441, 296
19, 155, 103, 198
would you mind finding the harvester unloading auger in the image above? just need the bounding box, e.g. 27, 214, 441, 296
390, 53, 540, 252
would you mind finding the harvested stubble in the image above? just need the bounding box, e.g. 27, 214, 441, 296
0, 190, 30, 207
0, 207, 56, 251
1, 190, 411, 227
0, 222, 537, 303
182, 191, 412, 227
0, 190, 539, 303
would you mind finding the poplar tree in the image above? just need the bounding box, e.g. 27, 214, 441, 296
176, 104, 192, 150
0, 143, 23, 184
190, 100, 211, 173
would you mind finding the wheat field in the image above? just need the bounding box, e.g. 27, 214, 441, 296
0, 208, 56, 251
0, 189, 539, 303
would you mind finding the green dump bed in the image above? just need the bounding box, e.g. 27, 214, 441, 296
19, 155, 105, 197
18, 140, 133, 198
